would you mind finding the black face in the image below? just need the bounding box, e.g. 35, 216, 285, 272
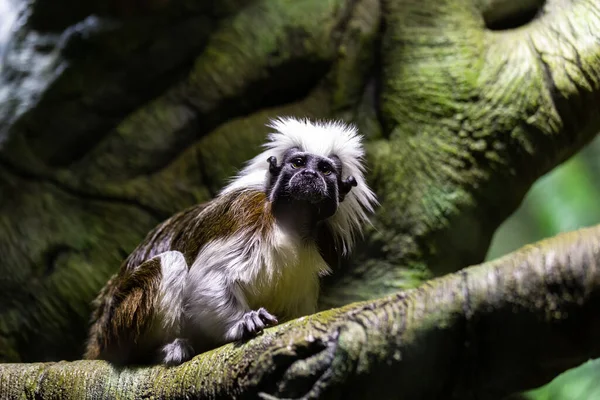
268, 150, 341, 221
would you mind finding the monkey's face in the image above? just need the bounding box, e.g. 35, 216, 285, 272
269, 151, 340, 221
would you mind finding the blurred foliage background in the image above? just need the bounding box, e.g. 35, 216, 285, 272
488, 134, 600, 400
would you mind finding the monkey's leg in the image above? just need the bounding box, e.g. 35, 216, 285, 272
85, 251, 190, 365
153, 251, 194, 365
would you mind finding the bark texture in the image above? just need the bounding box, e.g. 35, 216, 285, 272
0, 0, 599, 397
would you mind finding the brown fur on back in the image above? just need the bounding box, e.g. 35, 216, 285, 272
123, 189, 271, 270
84, 189, 273, 362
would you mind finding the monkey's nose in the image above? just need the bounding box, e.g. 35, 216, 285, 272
302, 169, 318, 177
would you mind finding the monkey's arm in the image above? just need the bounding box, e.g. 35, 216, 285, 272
185, 253, 278, 350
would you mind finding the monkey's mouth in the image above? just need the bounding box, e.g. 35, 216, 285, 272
287, 175, 328, 204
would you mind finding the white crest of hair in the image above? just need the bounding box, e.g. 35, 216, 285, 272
221, 116, 377, 253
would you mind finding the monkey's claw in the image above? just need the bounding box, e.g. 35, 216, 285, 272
240, 307, 278, 338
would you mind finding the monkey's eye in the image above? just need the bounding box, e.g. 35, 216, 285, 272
291, 158, 305, 169
319, 162, 333, 175
319, 163, 333, 175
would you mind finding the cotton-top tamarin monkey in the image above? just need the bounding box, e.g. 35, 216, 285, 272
84, 117, 377, 365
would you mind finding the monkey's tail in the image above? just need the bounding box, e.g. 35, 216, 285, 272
83, 274, 118, 360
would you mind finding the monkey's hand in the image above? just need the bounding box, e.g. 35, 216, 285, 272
234, 308, 278, 339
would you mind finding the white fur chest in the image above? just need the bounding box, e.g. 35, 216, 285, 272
185, 223, 330, 326
239, 224, 330, 320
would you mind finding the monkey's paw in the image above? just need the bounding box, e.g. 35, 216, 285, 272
161, 338, 194, 366
239, 308, 278, 338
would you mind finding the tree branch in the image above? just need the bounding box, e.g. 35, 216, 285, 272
2, 225, 599, 399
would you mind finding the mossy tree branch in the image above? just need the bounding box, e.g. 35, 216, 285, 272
1, 225, 599, 399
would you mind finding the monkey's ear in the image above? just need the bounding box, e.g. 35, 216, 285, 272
266, 156, 282, 193
267, 156, 281, 176
339, 176, 357, 203
316, 223, 341, 272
